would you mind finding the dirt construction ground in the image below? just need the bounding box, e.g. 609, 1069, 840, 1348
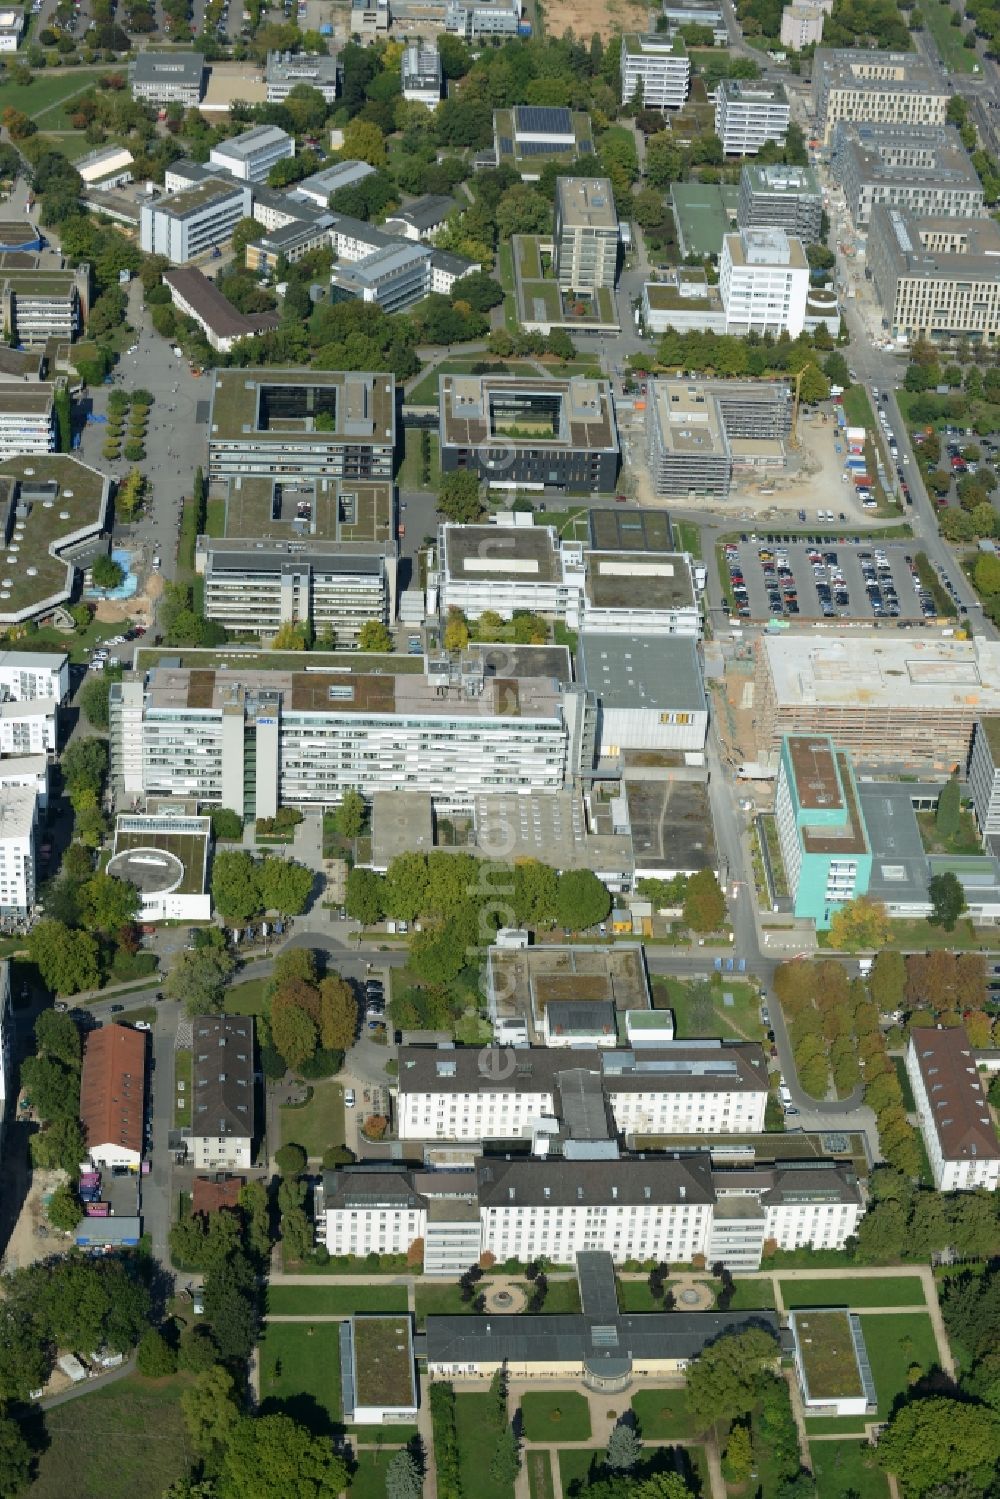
542, 0, 648, 41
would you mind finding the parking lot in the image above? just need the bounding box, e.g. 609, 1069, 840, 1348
722, 538, 938, 622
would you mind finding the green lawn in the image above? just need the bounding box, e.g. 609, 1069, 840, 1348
225, 978, 269, 1016
915, 808, 982, 856
280, 1079, 346, 1161
780, 1277, 927, 1310
0, 68, 112, 122
557, 1449, 608, 1497
204, 497, 226, 538
455, 1393, 515, 1499
811, 1440, 890, 1499
630, 1388, 691, 1440
527, 1451, 555, 1499
651, 975, 763, 1044
174, 1047, 192, 1128
674, 519, 702, 559
859, 1312, 940, 1418
26, 1374, 192, 1499
918, 0, 978, 71
559, 1445, 709, 1499
414, 1281, 475, 1325
258, 1321, 342, 1434
267, 1285, 407, 1316
396, 427, 440, 490
349, 1450, 401, 1499
520, 1390, 592, 1442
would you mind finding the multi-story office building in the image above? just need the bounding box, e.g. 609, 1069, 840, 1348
553, 178, 618, 292
0, 651, 68, 704
720, 227, 809, 337
396, 1041, 768, 1142
755, 633, 1000, 769
0, 700, 57, 755
620, 34, 691, 110
831, 124, 984, 227
0, 756, 49, 811
329, 242, 433, 312
291, 159, 375, 209
906, 1026, 1000, 1191
129, 51, 204, 106
968, 717, 1000, 843
780, 0, 828, 50
0, 456, 109, 627
401, 44, 442, 107
139, 178, 252, 264
867, 205, 1000, 346
317, 1156, 863, 1270
661, 1, 727, 43
190, 1016, 255, 1171
266, 49, 339, 103
209, 124, 294, 183
110, 657, 573, 816
0, 262, 89, 345
812, 48, 949, 145
646, 379, 732, 501
438, 374, 619, 492
0, 385, 55, 459
737, 163, 823, 242
775, 734, 872, 929
576, 634, 708, 758
0, 787, 35, 916
714, 80, 790, 157
245, 214, 335, 275
445, 0, 521, 38
207, 369, 395, 485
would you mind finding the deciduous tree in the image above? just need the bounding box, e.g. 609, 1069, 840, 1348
876, 1397, 1000, 1497
220, 1413, 349, 1499
682, 870, 727, 933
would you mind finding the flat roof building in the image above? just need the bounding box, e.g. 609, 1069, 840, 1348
208, 368, 395, 484
775, 734, 872, 929
266, 49, 339, 103
401, 44, 442, 108
209, 124, 294, 183
329, 241, 432, 313
720, 226, 810, 338
130, 50, 204, 106
780, 0, 829, 51
867, 205, 1000, 347
737, 163, 823, 242
790, 1310, 874, 1417
0, 257, 89, 346
493, 106, 595, 180
139, 177, 252, 265
445, 0, 521, 36
77, 145, 134, 190
439, 373, 619, 493
662, 1, 727, 43
620, 34, 691, 111
715, 80, 790, 157
0, 384, 55, 459
906, 1026, 1000, 1191
554, 178, 618, 292
670, 182, 740, 259
969, 717, 1000, 844
190, 1015, 255, 1171
0, 455, 109, 626
0, 787, 35, 917
831, 123, 984, 227
80, 1023, 146, 1170
577, 632, 707, 759
812, 48, 949, 145
647, 379, 732, 501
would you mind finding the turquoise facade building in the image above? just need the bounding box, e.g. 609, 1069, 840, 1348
775, 734, 872, 929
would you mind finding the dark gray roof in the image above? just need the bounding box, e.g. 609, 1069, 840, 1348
131, 50, 204, 86
430, 249, 477, 276
546, 1000, 616, 1039
387, 195, 456, 231
208, 549, 382, 576
164, 266, 280, 340
321, 1168, 427, 1211
191, 1015, 254, 1141
253, 185, 328, 223
577, 632, 706, 712
476, 1152, 715, 1208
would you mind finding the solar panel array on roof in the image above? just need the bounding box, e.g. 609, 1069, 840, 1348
519, 140, 571, 156
515, 105, 572, 134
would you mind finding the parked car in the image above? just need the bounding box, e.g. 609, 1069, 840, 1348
345, 1088, 356, 1108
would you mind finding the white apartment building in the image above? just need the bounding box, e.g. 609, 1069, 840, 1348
189, 1016, 255, 1171
0, 650, 69, 703
0, 756, 48, 811
554, 178, 618, 293
620, 34, 691, 110
780, 0, 828, 50
720, 227, 809, 338
0, 9, 25, 51
0, 700, 57, 755
906, 1027, 1000, 1192
969, 717, 1000, 842
715, 80, 790, 156
0, 788, 35, 916
209, 124, 294, 184
397, 1048, 558, 1141
401, 44, 442, 108
139, 178, 252, 264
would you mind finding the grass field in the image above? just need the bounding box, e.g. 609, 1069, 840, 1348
520, 1390, 592, 1442
779, 1277, 927, 1310
651, 975, 763, 1043
860, 1312, 940, 1418
918, 0, 978, 71
173, 1048, 192, 1128
26, 1375, 192, 1499
204, 497, 226, 538
396, 427, 440, 490
280, 1079, 345, 1161
630, 1388, 691, 1439
455, 1393, 515, 1499
811, 1440, 890, 1499
349, 1451, 401, 1499
267, 1285, 408, 1316
674, 519, 702, 558
224, 977, 269, 1016
0, 68, 112, 122
415, 1277, 579, 1326
527, 1451, 556, 1499
258, 1321, 342, 1434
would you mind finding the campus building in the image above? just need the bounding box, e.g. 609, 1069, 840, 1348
831, 124, 985, 227
493, 107, 595, 180
129, 51, 205, 106
438, 373, 619, 492
969, 717, 1000, 843
867, 206, 1000, 347
139, 177, 252, 264
209, 124, 294, 183
775, 734, 872, 929
265, 49, 339, 103
163, 268, 279, 352
553, 178, 619, 292
385, 196, 457, 242
445, 0, 521, 39
79, 1023, 147, 1171
755, 633, 1000, 770
207, 369, 395, 485
646, 380, 732, 501
661, 1, 727, 43
780, 0, 829, 51
401, 44, 442, 107
0, 261, 89, 345
719, 227, 809, 337
906, 1026, 1000, 1191
714, 80, 790, 157
0, 700, 57, 755
737, 163, 823, 243
291, 159, 376, 208
0, 787, 35, 916
0, 650, 69, 704
189, 1016, 255, 1171
576, 633, 708, 760
329, 241, 433, 312
110, 657, 575, 816
0, 456, 110, 627
0, 385, 55, 459
244, 214, 335, 275
812, 48, 949, 145
620, 34, 691, 111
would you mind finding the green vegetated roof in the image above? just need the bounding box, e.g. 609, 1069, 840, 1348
795, 1311, 864, 1401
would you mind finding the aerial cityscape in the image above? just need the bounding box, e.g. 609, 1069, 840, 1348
0, 0, 999, 1497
